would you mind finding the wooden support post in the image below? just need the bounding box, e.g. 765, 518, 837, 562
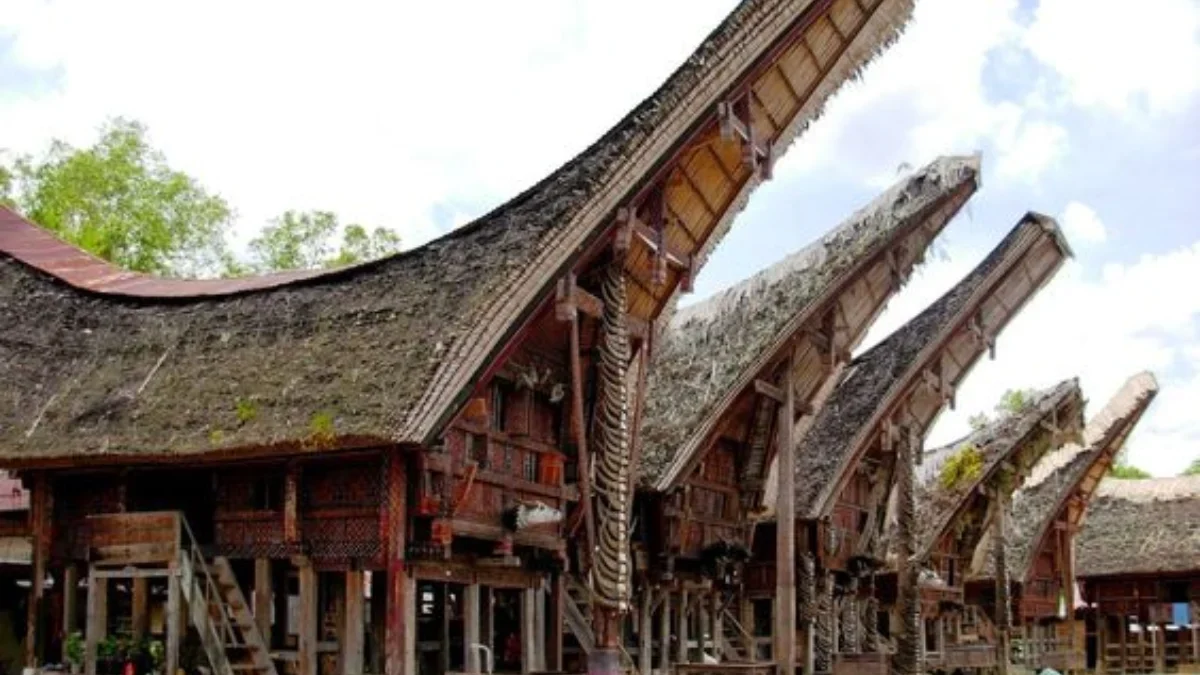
699, 593, 711, 660
132, 577, 150, 638
535, 584, 547, 672
275, 563, 291, 650
566, 299, 597, 567
482, 587, 495, 660
384, 451, 411, 675
298, 563, 318, 675
254, 558, 273, 646
548, 575, 564, 672
464, 583, 482, 673
521, 587, 538, 674
677, 589, 690, 663
640, 590, 653, 675
166, 563, 181, 675
776, 353, 797, 675
285, 463, 301, 544
712, 592, 724, 661
344, 571, 366, 675
994, 488, 1012, 675
63, 563, 79, 636
85, 569, 107, 675
659, 591, 672, 673
25, 473, 48, 668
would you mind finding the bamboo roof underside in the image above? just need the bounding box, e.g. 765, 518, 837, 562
638, 154, 980, 491
0, 0, 918, 465
790, 213, 1073, 523
1076, 476, 1200, 579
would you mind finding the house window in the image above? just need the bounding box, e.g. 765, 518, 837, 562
523, 453, 540, 483
491, 380, 512, 432
469, 433, 488, 466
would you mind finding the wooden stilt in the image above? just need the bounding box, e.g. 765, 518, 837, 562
299, 563, 318, 675
441, 584, 452, 675
775, 353, 797, 675
25, 473, 48, 668
640, 590, 653, 675
344, 571, 366, 675
132, 577, 150, 638
482, 586, 495, 660
659, 591, 672, 673
535, 584, 546, 672
678, 589, 689, 663
85, 569, 106, 675
465, 583, 482, 673
63, 564, 79, 637
522, 587, 537, 674
548, 575, 564, 672
384, 451, 410, 675
371, 571, 387, 675
166, 563, 181, 675
699, 593, 711, 661
254, 558, 273, 646
712, 592, 724, 661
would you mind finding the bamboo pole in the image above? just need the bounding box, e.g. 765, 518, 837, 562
775, 351, 797, 675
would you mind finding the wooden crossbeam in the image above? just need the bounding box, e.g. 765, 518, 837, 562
716, 98, 772, 179
969, 313, 996, 359
555, 275, 649, 339
754, 378, 786, 403
616, 207, 693, 273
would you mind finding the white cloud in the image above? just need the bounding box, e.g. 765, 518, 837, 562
0, 0, 735, 248
774, 0, 1071, 186
868, 236, 1200, 477
1059, 201, 1108, 244
1025, 0, 1200, 115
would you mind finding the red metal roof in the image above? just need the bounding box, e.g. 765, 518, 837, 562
0, 207, 338, 298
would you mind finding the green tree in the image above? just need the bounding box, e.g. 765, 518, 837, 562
248, 210, 400, 272
1109, 462, 1151, 479
9, 118, 234, 276
996, 388, 1035, 416
1181, 457, 1200, 476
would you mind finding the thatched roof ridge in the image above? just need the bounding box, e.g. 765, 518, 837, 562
1076, 476, 1200, 579
1, 0, 918, 464
638, 155, 981, 488
914, 378, 1085, 560
792, 214, 1065, 519
1006, 372, 1158, 580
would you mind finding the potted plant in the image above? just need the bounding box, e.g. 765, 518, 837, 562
64, 631, 84, 674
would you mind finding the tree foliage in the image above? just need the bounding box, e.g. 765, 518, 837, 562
246, 210, 401, 272
3, 118, 402, 277
938, 442, 984, 490
1108, 462, 1151, 479
7, 118, 235, 276
1180, 457, 1200, 477
966, 387, 1037, 431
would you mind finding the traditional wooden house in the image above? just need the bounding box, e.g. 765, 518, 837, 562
778, 212, 1074, 675
1077, 476, 1200, 674
634, 155, 981, 675
895, 379, 1085, 675
968, 371, 1159, 673
0, 2, 922, 675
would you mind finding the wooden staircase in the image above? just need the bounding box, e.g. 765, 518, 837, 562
86, 512, 277, 675
718, 607, 754, 662
561, 576, 636, 670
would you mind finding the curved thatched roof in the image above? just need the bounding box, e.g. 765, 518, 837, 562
0, 0, 919, 465
1077, 476, 1200, 579
638, 155, 981, 487
914, 378, 1085, 561
792, 213, 1070, 520
1007, 372, 1158, 581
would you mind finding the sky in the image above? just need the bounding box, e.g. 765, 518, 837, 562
2, 0, 1198, 475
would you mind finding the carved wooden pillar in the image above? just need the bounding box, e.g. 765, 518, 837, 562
840, 576, 860, 654
590, 261, 633, 675
893, 430, 923, 675
994, 487, 1012, 675
814, 571, 834, 674
775, 353, 797, 675
799, 553, 816, 675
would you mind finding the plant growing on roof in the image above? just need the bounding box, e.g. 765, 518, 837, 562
308, 410, 336, 447
939, 442, 984, 490
235, 397, 258, 425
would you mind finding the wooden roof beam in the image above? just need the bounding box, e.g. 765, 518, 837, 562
969, 313, 996, 360
716, 98, 772, 180
555, 275, 648, 340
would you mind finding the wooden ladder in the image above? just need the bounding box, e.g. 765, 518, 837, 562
177, 519, 278, 675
